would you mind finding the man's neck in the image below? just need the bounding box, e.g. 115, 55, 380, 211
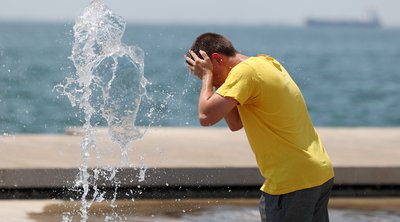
228, 53, 248, 69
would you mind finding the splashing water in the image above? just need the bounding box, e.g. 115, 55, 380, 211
56, 0, 147, 221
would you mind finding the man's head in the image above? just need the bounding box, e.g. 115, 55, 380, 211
187, 33, 238, 87
188, 32, 237, 59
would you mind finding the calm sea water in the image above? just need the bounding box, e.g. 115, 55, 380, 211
0, 22, 399, 134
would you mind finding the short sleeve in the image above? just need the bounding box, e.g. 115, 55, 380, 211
216, 63, 258, 105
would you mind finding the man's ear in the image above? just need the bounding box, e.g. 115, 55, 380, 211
211, 53, 223, 64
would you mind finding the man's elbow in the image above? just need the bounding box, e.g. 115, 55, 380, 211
228, 123, 243, 132
199, 114, 217, 127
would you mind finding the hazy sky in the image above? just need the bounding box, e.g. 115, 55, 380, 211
0, 0, 399, 27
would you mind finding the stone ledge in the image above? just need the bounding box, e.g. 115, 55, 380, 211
1, 167, 399, 189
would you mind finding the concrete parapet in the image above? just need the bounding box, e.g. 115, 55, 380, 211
1, 167, 400, 189
0, 127, 399, 198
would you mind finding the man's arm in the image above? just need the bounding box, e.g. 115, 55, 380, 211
186, 50, 242, 131
224, 106, 243, 131
198, 88, 242, 130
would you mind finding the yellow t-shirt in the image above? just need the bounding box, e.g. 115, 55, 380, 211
216, 55, 334, 195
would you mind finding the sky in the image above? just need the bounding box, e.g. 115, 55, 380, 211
0, 0, 399, 27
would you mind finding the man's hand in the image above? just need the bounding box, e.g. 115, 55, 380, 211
185, 50, 213, 80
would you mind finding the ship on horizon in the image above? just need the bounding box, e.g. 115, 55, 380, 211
306, 14, 381, 28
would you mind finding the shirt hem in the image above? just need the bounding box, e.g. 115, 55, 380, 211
260, 175, 334, 195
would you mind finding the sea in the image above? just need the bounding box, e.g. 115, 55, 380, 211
0, 22, 399, 134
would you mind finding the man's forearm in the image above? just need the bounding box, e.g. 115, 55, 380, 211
198, 72, 214, 125
197, 72, 242, 127
224, 106, 243, 131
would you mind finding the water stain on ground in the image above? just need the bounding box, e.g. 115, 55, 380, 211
27, 199, 259, 222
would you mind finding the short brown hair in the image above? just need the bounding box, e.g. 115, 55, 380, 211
189, 32, 238, 59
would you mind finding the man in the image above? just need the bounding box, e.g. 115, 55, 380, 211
185, 32, 334, 222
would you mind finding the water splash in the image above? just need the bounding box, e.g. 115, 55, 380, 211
56, 0, 147, 221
